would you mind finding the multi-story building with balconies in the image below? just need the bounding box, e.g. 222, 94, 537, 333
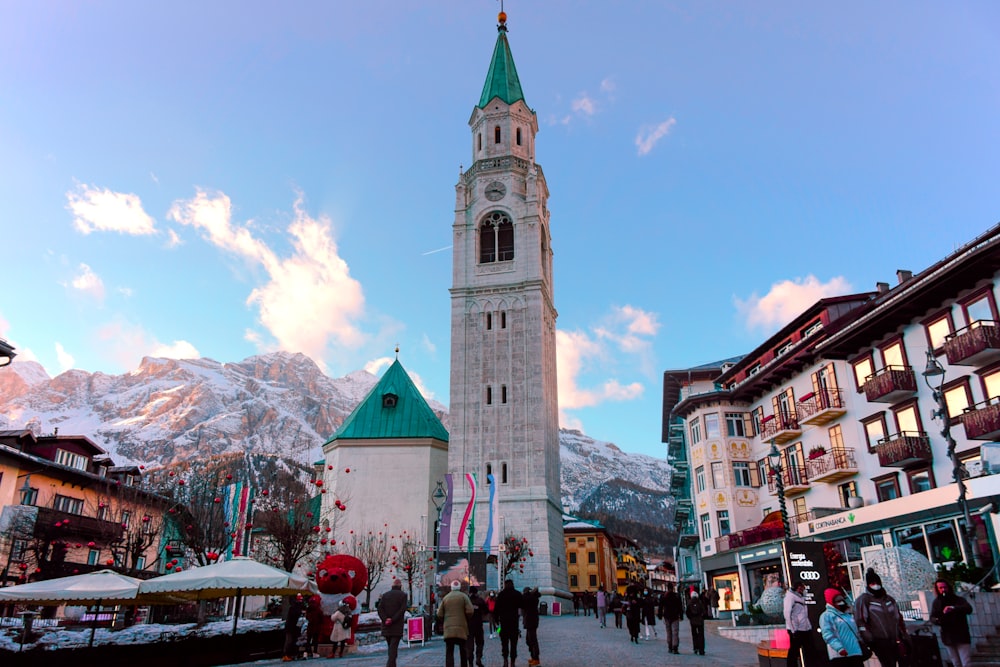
663, 223, 1000, 610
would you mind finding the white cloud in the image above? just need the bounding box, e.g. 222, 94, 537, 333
168, 190, 368, 363
600, 78, 616, 95
635, 117, 677, 156
556, 304, 659, 427
735, 275, 852, 332
70, 263, 105, 301
421, 333, 437, 356
571, 94, 597, 116
66, 185, 156, 235
94, 320, 200, 369
55, 343, 75, 373
165, 229, 182, 248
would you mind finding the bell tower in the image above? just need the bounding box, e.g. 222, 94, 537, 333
447, 11, 567, 595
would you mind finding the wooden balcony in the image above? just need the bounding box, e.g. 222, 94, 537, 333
33, 506, 124, 541
759, 413, 802, 445
805, 447, 859, 483
875, 432, 933, 468
767, 464, 810, 496
944, 321, 1000, 367
714, 521, 790, 553
863, 366, 918, 403
797, 388, 847, 426
959, 400, 1000, 440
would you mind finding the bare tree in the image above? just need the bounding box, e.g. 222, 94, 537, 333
348, 525, 395, 609
389, 528, 431, 604
252, 482, 320, 574
88, 478, 169, 573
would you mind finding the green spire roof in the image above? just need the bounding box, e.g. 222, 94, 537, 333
478, 29, 525, 108
326, 359, 448, 443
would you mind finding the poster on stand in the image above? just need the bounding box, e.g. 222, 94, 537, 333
782, 540, 829, 629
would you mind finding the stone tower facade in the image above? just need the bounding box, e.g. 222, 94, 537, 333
447, 14, 567, 596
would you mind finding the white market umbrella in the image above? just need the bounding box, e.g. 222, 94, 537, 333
138, 557, 316, 635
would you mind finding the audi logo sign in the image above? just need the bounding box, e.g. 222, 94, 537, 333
799, 571, 820, 580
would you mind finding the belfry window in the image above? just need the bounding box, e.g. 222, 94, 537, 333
494, 126, 501, 144
486, 386, 493, 405
516, 127, 522, 145
478, 133, 482, 151
486, 312, 492, 330
479, 212, 514, 263
501, 311, 506, 328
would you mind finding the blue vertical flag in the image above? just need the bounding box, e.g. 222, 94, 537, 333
481, 473, 499, 554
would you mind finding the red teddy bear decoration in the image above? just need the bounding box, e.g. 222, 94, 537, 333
312, 553, 369, 645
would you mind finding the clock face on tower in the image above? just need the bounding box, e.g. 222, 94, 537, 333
485, 181, 506, 201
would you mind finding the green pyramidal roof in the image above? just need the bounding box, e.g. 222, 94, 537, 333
478, 30, 525, 108
326, 359, 448, 443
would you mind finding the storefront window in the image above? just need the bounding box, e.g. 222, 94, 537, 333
893, 525, 928, 559
925, 520, 961, 566
712, 572, 743, 611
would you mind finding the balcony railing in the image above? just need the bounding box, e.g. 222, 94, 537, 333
944, 320, 1000, 367
959, 399, 1000, 440
766, 464, 809, 496
805, 447, 859, 483
797, 388, 846, 426
33, 506, 125, 541
759, 412, 802, 445
863, 366, 918, 403
875, 432, 933, 467
714, 520, 796, 553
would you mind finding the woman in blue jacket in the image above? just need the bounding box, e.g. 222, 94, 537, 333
819, 588, 865, 666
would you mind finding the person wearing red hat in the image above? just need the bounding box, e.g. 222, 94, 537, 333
819, 588, 865, 666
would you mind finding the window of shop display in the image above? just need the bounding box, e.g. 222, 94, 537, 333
712, 573, 742, 611
839, 532, 884, 561
924, 520, 962, 566
893, 525, 929, 559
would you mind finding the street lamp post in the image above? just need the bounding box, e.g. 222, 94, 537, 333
0, 338, 15, 367
923, 351, 983, 568
768, 440, 791, 540
430, 480, 446, 585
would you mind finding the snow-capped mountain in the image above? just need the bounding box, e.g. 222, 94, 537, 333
0, 353, 674, 550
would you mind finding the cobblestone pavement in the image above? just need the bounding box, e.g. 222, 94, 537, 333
235, 616, 759, 667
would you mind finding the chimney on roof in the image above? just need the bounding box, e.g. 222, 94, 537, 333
896, 269, 913, 284
876, 282, 890, 294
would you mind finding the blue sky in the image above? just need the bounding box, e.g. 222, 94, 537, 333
1, 2, 998, 458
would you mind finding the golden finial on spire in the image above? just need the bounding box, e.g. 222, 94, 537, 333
395, 345, 400, 359
498, 0, 507, 32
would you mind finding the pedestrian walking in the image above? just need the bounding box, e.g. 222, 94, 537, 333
596, 584, 608, 628
709, 586, 721, 619
641, 589, 658, 640
282, 593, 305, 662
610, 591, 623, 629
304, 594, 324, 658
522, 587, 541, 667
465, 586, 488, 667
377, 578, 408, 667
930, 578, 974, 667
330, 601, 352, 659
854, 568, 906, 667
658, 582, 683, 654
784, 582, 814, 667
494, 578, 524, 667
488, 590, 498, 637
625, 594, 642, 644
437, 580, 474, 667
820, 588, 866, 667
685, 587, 707, 655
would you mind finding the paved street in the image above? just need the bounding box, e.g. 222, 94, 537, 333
235, 616, 759, 667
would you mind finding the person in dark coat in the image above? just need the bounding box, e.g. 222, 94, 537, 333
521, 587, 541, 667
282, 593, 305, 662
465, 585, 489, 667
658, 582, 683, 654
709, 586, 721, 618
686, 587, 707, 655
304, 594, 324, 658
377, 578, 409, 667
494, 579, 524, 667
610, 591, 623, 629
854, 568, 906, 667
641, 589, 658, 640
625, 594, 642, 644
930, 579, 974, 667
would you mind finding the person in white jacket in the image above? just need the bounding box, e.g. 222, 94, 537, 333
784, 583, 814, 667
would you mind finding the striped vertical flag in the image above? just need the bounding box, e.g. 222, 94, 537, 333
481, 473, 499, 555
223, 482, 254, 559
456, 473, 477, 549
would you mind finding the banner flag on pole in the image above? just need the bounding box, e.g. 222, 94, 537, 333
223, 482, 254, 559
456, 473, 477, 549
481, 473, 499, 555
439, 474, 455, 550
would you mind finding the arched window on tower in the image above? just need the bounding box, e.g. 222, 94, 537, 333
494, 126, 501, 144
479, 212, 514, 263
478, 133, 482, 151
516, 127, 522, 146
